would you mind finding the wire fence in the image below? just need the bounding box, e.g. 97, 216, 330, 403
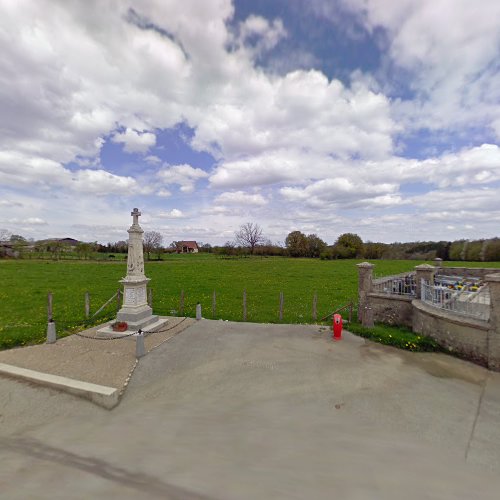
2, 285, 357, 351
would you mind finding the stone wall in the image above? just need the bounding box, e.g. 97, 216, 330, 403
412, 300, 490, 367
367, 293, 413, 328
357, 262, 500, 371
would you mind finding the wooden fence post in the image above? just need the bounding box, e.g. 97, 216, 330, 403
243, 289, 247, 321
279, 291, 284, 321
312, 292, 317, 321
212, 290, 216, 318
180, 290, 185, 316
47, 292, 53, 321
85, 291, 90, 319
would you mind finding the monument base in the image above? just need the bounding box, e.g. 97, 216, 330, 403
96, 316, 169, 338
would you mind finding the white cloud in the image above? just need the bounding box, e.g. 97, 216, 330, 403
156, 188, 172, 198
145, 155, 162, 164
214, 191, 267, 206
112, 128, 156, 153
412, 187, 500, 212
157, 164, 209, 193
0, 150, 144, 196
341, 0, 500, 134
157, 209, 185, 219
233, 15, 287, 57
0, 200, 22, 207
7, 217, 47, 225
71, 169, 141, 195
193, 69, 395, 162
280, 177, 399, 208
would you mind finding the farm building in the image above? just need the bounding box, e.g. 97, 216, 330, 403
177, 241, 199, 253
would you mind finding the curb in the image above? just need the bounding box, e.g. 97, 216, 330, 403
0, 362, 119, 409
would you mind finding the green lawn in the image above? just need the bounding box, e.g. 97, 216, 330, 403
1, 255, 499, 350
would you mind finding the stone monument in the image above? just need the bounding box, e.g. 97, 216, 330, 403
97, 208, 167, 336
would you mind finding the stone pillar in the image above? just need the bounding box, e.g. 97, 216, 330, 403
415, 264, 435, 300
434, 258, 443, 269
485, 273, 500, 371
357, 262, 374, 323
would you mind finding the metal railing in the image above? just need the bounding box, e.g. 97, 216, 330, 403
421, 281, 490, 321
372, 273, 417, 297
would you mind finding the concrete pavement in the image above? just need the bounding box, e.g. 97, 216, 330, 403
0, 317, 195, 407
0, 319, 499, 499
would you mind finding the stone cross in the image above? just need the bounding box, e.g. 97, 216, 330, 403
131, 208, 141, 226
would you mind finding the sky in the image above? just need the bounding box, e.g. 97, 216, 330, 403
1, 0, 499, 246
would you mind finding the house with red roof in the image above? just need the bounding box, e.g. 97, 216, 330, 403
176, 241, 199, 253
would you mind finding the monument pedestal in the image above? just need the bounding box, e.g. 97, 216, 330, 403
97, 279, 168, 337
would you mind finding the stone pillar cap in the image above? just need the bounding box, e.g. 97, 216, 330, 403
415, 264, 435, 270
357, 262, 374, 268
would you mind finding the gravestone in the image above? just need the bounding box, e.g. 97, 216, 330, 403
97, 208, 168, 336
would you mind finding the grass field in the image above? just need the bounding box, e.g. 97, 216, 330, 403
1, 255, 499, 350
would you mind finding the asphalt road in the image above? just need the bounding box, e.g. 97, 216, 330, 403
1, 319, 499, 499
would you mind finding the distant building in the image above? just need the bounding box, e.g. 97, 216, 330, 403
176, 241, 199, 254
37, 237, 81, 249
58, 237, 80, 247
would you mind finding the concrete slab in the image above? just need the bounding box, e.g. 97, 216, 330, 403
0, 363, 119, 409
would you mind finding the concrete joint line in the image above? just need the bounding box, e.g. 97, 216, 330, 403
465, 373, 488, 461
147, 319, 193, 354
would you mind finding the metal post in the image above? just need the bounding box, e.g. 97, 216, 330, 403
46, 320, 56, 344
136, 330, 145, 358
212, 290, 216, 318
196, 303, 202, 320
312, 292, 317, 321
279, 291, 284, 321
180, 290, 185, 316
47, 292, 53, 322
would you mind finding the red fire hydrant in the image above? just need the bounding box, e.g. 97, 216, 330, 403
333, 314, 343, 341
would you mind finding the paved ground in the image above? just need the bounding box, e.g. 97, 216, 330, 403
0, 317, 195, 390
0, 319, 499, 499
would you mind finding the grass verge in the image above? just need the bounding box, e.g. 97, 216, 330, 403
346, 321, 442, 352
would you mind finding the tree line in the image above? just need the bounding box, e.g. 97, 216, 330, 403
3, 225, 500, 262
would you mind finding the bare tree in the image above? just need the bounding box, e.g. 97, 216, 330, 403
235, 222, 264, 255
143, 231, 163, 260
